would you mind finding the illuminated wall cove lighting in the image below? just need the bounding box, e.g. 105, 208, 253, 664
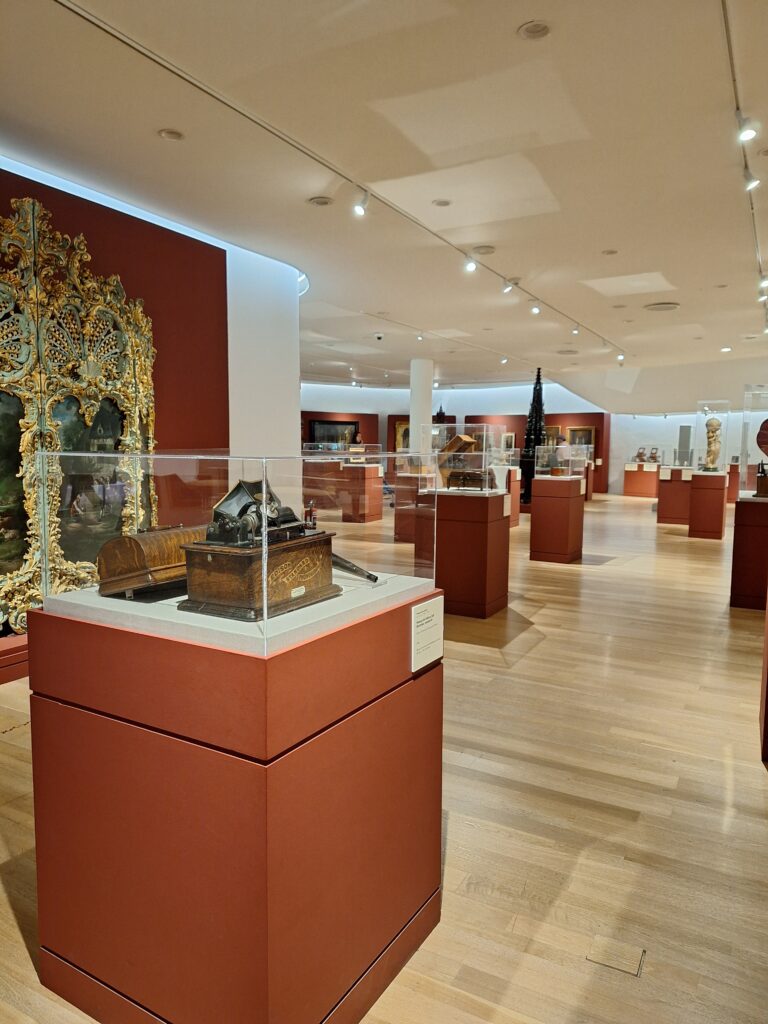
353, 190, 369, 216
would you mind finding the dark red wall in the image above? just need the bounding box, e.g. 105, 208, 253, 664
0, 170, 229, 451
300, 411, 379, 445
385, 414, 456, 453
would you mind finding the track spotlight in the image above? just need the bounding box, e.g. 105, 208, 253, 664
353, 190, 369, 216
761, 276, 768, 289
759, 294, 768, 303
721, 346, 733, 353
464, 256, 477, 272
738, 113, 758, 143
617, 353, 625, 362
571, 325, 580, 335
764, 325, 768, 335
433, 380, 439, 388
744, 167, 761, 191
502, 279, 514, 294
417, 334, 423, 341
530, 303, 541, 315
500, 357, 509, 364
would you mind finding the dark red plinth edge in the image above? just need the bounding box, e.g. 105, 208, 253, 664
40, 891, 441, 1024
688, 530, 723, 540
0, 635, 28, 684
730, 593, 766, 610
444, 594, 508, 618
530, 550, 582, 564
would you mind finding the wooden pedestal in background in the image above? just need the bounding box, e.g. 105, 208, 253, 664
433, 492, 510, 617
394, 473, 421, 542
688, 473, 727, 540
585, 461, 594, 501
29, 598, 443, 1024
730, 498, 768, 609
338, 464, 383, 523
530, 477, 585, 563
623, 463, 659, 498
0, 635, 28, 684
657, 469, 691, 525
508, 468, 521, 528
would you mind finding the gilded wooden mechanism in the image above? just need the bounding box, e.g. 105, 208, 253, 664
97, 525, 206, 598
0, 198, 156, 631
180, 480, 343, 622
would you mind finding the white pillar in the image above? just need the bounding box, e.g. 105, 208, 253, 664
409, 358, 434, 453
227, 247, 301, 457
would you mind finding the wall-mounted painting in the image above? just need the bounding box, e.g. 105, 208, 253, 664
502, 432, 516, 451
567, 426, 596, 447
545, 425, 561, 445
394, 419, 410, 451
308, 419, 359, 446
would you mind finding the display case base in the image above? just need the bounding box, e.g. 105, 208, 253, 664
38, 889, 441, 1024
688, 473, 727, 540
729, 498, 768, 609
530, 477, 585, 563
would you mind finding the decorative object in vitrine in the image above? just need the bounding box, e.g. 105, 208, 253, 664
436, 433, 475, 488
502, 431, 516, 451
446, 468, 493, 490
394, 419, 410, 451
648, 447, 660, 463
633, 447, 647, 463
566, 426, 595, 447
755, 462, 768, 497
758, 419, 768, 458
97, 524, 206, 598
0, 198, 155, 633
704, 417, 722, 471
521, 368, 546, 504
180, 480, 342, 621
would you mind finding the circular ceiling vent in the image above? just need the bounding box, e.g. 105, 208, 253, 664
517, 20, 551, 40
432, 198, 452, 207
644, 301, 680, 312
472, 245, 496, 256
557, 348, 579, 356
307, 195, 333, 206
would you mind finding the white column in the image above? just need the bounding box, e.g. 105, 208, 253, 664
409, 358, 434, 453
227, 247, 301, 457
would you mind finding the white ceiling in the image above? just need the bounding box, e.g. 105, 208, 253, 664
1, 0, 767, 410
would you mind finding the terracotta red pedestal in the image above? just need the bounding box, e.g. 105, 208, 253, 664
29, 596, 443, 1024
0, 634, 28, 684
508, 468, 521, 528
657, 469, 691, 525
338, 464, 383, 523
530, 477, 585, 563
730, 498, 768, 609
585, 461, 594, 501
623, 463, 659, 498
394, 473, 422, 542
688, 472, 727, 540
432, 492, 510, 617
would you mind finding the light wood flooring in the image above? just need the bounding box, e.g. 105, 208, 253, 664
1, 495, 767, 1023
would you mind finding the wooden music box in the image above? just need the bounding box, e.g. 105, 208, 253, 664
97, 524, 207, 597
180, 530, 342, 621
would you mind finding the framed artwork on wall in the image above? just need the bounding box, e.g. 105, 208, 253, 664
502, 432, 516, 450
308, 419, 359, 446
394, 419, 410, 450
567, 426, 595, 447
545, 425, 561, 445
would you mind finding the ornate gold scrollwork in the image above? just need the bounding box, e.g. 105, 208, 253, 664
0, 198, 156, 632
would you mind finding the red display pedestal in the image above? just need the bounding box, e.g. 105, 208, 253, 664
688, 472, 727, 539
508, 467, 521, 528
657, 469, 691, 525
338, 464, 383, 523
530, 477, 585, 563
585, 461, 594, 501
623, 463, 659, 497
394, 472, 422, 542
29, 597, 443, 1024
303, 459, 343, 509
432, 492, 509, 617
728, 464, 757, 503
0, 634, 28, 684
729, 498, 768, 609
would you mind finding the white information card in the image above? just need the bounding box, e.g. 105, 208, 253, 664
411, 595, 444, 673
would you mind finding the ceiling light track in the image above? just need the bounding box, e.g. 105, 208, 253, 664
52, 0, 625, 362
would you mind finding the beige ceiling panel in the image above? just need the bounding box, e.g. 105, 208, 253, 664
581, 272, 678, 297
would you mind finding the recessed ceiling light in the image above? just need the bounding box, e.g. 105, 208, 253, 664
715, 283, 728, 288
644, 301, 680, 311
612, 304, 627, 309
307, 195, 333, 206
432, 198, 452, 207
602, 248, 619, 256
557, 349, 579, 356
721, 346, 733, 352
473, 245, 495, 256
517, 19, 551, 40
157, 128, 184, 141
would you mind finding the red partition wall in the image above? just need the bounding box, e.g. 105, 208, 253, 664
0, 170, 229, 451
301, 411, 379, 446
466, 412, 610, 493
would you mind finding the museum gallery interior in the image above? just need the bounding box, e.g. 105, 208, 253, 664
0, 2, 767, 1023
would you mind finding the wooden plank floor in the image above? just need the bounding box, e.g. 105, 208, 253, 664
1, 494, 767, 1023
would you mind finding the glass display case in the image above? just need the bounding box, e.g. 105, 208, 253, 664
422, 422, 512, 492
534, 445, 587, 478
693, 400, 730, 473
740, 385, 768, 494
36, 450, 437, 655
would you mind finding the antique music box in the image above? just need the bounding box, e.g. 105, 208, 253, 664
97, 524, 207, 598
437, 434, 476, 488
179, 480, 342, 621
446, 469, 493, 490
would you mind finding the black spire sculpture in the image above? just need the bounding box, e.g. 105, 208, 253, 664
521, 367, 546, 504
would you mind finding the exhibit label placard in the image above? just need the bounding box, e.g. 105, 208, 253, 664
411, 595, 444, 672
659, 467, 672, 480
503, 494, 512, 517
